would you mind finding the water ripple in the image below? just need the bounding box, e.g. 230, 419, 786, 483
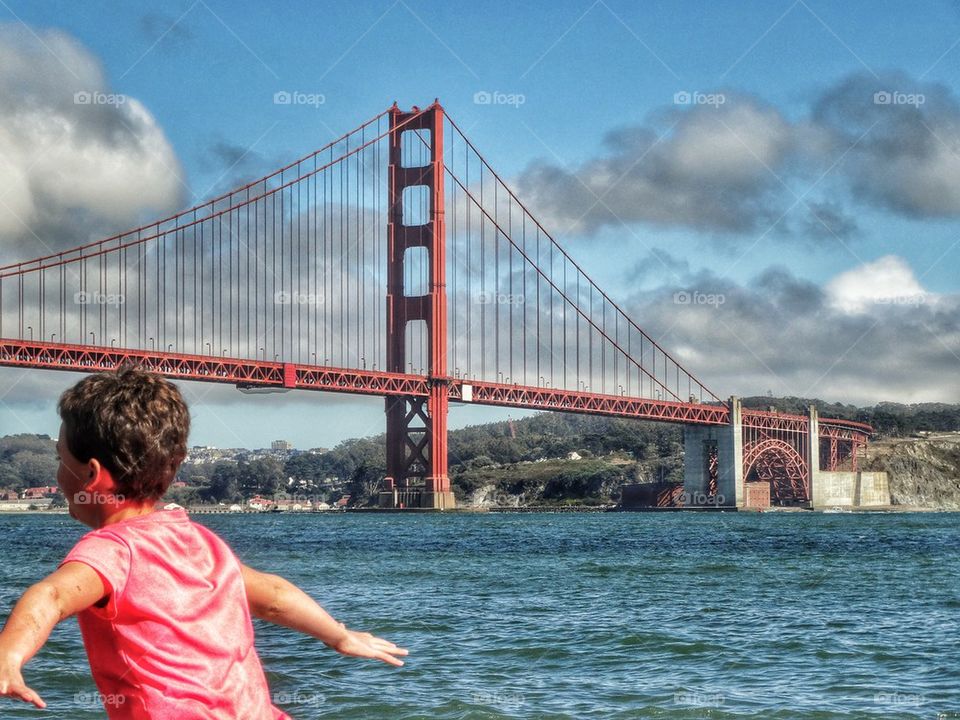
0, 512, 957, 718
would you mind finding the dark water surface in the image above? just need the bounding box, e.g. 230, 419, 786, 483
1, 511, 958, 719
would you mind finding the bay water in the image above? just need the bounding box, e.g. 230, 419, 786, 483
1, 511, 957, 718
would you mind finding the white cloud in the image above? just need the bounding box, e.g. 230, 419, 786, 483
825, 255, 931, 314
0, 24, 184, 260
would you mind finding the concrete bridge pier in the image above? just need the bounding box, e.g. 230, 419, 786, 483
683, 396, 743, 508
807, 405, 820, 506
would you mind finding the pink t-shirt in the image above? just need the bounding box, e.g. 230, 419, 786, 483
61, 508, 290, 720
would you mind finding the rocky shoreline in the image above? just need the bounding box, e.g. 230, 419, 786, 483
865, 431, 960, 510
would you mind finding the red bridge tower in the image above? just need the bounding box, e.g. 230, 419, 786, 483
381, 102, 455, 510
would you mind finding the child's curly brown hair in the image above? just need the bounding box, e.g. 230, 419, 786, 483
58, 365, 190, 501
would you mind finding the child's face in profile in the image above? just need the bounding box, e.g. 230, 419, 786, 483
55, 424, 98, 528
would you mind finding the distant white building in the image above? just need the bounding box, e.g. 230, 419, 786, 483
271, 440, 293, 451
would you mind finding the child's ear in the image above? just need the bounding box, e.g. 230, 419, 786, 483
90, 461, 123, 496
86, 459, 108, 490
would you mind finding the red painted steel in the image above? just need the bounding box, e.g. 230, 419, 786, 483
743, 438, 808, 503
451, 380, 730, 424
384, 103, 451, 495
0, 338, 871, 446
0, 340, 429, 397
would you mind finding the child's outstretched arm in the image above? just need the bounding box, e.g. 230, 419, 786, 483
0, 562, 106, 709
240, 564, 408, 667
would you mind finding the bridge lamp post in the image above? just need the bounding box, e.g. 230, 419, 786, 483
259, 347, 265, 360
111, 339, 116, 348
498, 371, 504, 382
361, 356, 366, 369
167, 344, 173, 353
618, 384, 624, 396
205, 342, 211, 355
311, 352, 317, 364
26, 326, 33, 340
539, 375, 545, 386
148, 337, 154, 350
89, 331, 96, 345
222, 349, 228, 357
50, 333, 56, 343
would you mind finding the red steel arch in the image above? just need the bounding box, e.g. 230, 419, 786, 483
743, 438, 808, 505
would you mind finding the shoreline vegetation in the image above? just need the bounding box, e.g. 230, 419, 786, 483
3, 396, 960, 512
0, 502, 952, 515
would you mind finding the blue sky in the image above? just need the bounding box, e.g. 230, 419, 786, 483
1, 0, 959, 448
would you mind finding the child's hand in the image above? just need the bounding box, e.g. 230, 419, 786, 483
0, 657, 46, 709
331, 626, 409, 667
0, 562, 105, 710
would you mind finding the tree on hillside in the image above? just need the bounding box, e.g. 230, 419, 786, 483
204, 463, 241, 503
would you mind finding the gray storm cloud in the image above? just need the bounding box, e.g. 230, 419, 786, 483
813, 71, 960, 218
515, 71, 960, 238
0, 24, 184, 262
515, 95, 794, 235
626, 252, 960, 405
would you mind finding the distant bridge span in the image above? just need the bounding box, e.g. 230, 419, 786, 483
0, 102, 871, 508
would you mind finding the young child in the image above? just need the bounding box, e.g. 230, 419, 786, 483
0, 366, 408, 718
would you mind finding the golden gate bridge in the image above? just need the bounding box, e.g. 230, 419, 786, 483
0, 101, 871, 509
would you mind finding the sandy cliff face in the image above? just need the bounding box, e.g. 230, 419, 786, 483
865, 433, 960, 509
